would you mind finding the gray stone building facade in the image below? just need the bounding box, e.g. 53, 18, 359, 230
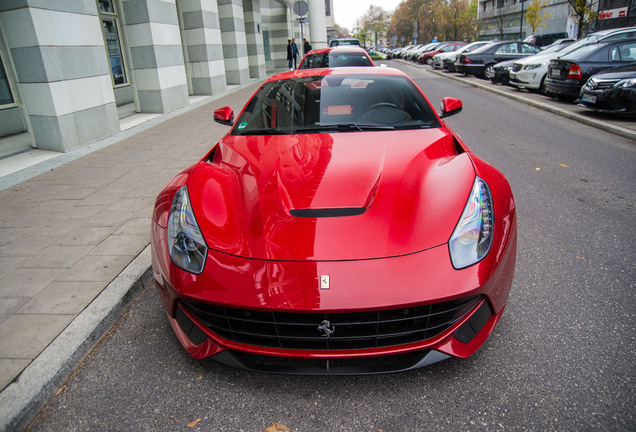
478, 0, 570, 41
0, 0, 327, 153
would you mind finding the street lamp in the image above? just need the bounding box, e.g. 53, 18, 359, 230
519, 0, 526, 40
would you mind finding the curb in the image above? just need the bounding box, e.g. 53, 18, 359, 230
0, 247, 153, 432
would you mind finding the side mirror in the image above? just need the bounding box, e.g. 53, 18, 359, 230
439, 97, 462, 118
213, 106, 234, 126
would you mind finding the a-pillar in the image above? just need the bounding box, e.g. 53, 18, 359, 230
242, 0, 266, 79
0, 3, 119, 152
179, 0, 227, 95
308, 0, 327, 48
122, 0, 189, 113
218, 0, 249, 85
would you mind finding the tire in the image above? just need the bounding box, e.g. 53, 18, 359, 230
426, 57, 433, 65
482, 63, 495, 80
538, 75, 546, 94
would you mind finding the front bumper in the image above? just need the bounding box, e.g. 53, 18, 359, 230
509, 70, 543, 90
151, 210, 516, 374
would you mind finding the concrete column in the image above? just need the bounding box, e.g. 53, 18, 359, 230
179, 0, 227, 95
0, 2, 119, 152
217, 0, 249, 85
308, 0, 327, 48
242, 0, 266, 79
122, 0, 189, 113
260, 0, 292, 70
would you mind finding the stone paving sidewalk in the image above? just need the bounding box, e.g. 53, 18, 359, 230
0, 80, 261, 400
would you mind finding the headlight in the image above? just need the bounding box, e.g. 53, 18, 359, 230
449, 177, 494, 269
167, 186, 208, 274
614, 78, 636, 88
523, 64, 542, 70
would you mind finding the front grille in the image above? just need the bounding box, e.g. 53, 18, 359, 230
180, 295, 482, 350
593, 79, 620, 91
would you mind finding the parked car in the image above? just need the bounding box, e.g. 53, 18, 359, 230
151, 66, 517, 374
508, 26, 636, 93
329, 38, 360, 47
524, 32, 569, 48
490, 60, 516, 85
367, 49, 389, 61
402, 44, 426, 60
578, 62, 636, 117
408, 43, 441, 61
545, 38, 636, 101
540, 38, 576, 50
509, 41, 576, 93
298, 47, 374, 69
418, 41, 466, 65
455, 41, 541, 79
440, 41, 491, 72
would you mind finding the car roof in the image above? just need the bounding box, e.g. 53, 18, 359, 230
267, 66, 407, 82
306, 46, 368, 55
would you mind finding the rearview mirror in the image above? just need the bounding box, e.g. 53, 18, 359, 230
439, 97, 462, 118
213, 106, 234, 126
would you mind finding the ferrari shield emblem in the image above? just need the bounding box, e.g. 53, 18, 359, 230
320, 275, 330, 289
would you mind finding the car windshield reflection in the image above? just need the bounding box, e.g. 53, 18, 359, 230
232, 75, 441, 135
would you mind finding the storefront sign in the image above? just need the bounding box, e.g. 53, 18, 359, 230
598, 7, 628, 20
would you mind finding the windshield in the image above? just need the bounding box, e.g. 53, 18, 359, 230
232, 74, 441, 135
299, 52, 372, 68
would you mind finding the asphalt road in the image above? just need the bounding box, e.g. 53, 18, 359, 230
27, 62, 636, 432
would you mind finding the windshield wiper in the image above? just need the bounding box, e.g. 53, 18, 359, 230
236, 127, 286, 135
295, 123, 395, 133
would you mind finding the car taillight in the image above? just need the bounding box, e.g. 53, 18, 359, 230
568, 64, 582, 79
461, 56, 472, 64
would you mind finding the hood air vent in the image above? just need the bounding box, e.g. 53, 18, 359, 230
290, 207, 366, 218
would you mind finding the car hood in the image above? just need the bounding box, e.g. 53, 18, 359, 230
186, 129, 475, 261
514, 51, 559, 65
591, 66, 636, 80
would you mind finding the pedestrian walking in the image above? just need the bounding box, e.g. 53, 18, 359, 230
287, 39, 293, 70
303, 38, 312, 55
291, 38, 299, 68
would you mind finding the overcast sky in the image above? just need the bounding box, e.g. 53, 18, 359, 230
332, 0, 403, 32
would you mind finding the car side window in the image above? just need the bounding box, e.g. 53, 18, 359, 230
615, 42, 636, 61
496, 43, 517, 54
604, 31, 636, 40
521, 43, 540, 54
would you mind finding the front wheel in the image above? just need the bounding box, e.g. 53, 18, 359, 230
482, 64, 495, 80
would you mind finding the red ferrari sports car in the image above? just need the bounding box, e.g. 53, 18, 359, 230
150, 67, 517, 374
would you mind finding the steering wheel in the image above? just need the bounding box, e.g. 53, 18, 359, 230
362, 102, 411, 125
366, 102, 399, 111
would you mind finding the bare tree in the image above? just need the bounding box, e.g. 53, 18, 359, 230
568, 0, 597, 38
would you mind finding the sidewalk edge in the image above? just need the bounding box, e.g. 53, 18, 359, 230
0, 246, 153, 432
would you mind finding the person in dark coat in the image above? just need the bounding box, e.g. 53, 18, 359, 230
303, 38, 312, 55
287, 39, 293, 69
291, 38, 299, 68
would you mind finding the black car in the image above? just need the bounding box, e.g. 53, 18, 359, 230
545, 38, 636, 101
578, 63, 636, 117
524, 32, 569, 48
455, 41, 541, 79
490, 60, 516, 85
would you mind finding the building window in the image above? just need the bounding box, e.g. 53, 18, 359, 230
497, 0, 505, 7
97, 0, 128, 86
0, 54, 14, 106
